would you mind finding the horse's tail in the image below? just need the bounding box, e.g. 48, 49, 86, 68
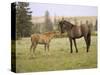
87, 24, 92, 47
87, 31, 91, 47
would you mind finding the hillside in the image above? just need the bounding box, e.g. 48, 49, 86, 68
31, 16, 97, 26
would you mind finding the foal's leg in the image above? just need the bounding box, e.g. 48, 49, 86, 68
30, 42, 34, 53
69, 38, 73, 53
44, 44, 49, 55
47, 43, 49, 52
73, 39, 78, 53
44, 44, 47, 52
30, 44, 33, 53
33, 43, 37, 54
30, 42, 36, 57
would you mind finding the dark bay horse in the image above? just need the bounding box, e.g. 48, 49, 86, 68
59, 20, 91, 53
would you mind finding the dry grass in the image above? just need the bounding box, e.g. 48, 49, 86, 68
15, 36, 97, 73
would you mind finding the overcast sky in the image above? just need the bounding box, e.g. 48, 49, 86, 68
29, 3, 97, 16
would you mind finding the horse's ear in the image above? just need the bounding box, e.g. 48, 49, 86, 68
62, 17, 65, 21
86, 20, 89, 24
58, 21, 61, 30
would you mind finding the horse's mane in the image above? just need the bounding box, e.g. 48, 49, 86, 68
62, 20, 74, 30
63, 20, 74, 26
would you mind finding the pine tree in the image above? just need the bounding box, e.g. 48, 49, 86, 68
16, 2, 33, 39
44, 10, 53, 32
54, 14, 58, 31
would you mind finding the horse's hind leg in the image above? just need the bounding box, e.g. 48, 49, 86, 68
73, 39, 78, 53
30, 43, 36, 57
86, 33, 91, 52
69, 38, 73, 53
84, 36, 89, 52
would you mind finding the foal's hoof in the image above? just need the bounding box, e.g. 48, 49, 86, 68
47, 53, 51, 56
43, 53, 47, 56
30, 54, 36, 58
29, 55, 36, 59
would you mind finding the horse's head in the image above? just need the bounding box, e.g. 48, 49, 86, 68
59, 20, 74, 34
58, 20, 67, 34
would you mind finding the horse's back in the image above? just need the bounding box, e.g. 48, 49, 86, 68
80, 24, 91, 35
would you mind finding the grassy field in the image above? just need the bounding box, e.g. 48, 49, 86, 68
16, 36, 97, 73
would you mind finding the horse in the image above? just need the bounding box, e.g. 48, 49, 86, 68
30, 32, 56, 55
59, 20, 91, 53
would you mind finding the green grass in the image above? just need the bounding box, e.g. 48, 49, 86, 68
91, 31, 97, 36
15, 36, 97, 73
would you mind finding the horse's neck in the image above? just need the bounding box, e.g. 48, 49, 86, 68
67, 30, 71, 36
66, 24, 74, 36
66, 25, 73, 32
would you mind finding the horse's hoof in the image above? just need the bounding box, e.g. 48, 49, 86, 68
76, 51, 78, 53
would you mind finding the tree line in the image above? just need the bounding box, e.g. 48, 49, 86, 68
16, 2, 97, 39
16, 2, 55, 39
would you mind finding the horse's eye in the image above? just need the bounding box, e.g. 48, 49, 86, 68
63, 24, 66, 28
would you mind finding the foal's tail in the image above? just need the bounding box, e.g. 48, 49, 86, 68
30, 36, 33, 51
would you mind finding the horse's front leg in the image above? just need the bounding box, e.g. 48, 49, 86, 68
69, 38, 73, 53
73, 39, 78, 53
